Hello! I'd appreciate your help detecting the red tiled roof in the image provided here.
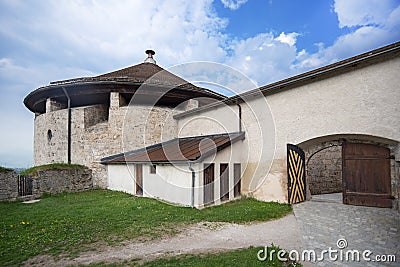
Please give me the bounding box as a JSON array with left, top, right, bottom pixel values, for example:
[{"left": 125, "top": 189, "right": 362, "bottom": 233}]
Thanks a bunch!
[{"left": 101, "top": 132, "right": 245, "bottom": 164}]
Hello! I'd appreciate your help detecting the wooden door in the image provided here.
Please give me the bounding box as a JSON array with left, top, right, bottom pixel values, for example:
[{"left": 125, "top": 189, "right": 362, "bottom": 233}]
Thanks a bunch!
[
  {"left": 220, "top": 164, "right": 229, "bottom": 201},
  {"left": 287, "top": 144, "right": 306, "bottom": 204},
  {"left": 342, "top": 142, "right": 392, "bottom": 208},
  {"left": 233, "top": 163, "right": 241, "bottom": 198},
  {"left": 136, "top": 164, "right": 143, "bottom": 196},
  {"left": 203, "top": 164, "right": 214, "bottom": 205}
]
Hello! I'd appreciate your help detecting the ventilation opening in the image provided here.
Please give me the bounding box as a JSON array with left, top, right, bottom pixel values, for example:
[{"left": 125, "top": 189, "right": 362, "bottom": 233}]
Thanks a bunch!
[{"left": 47, "top": 129, "right": 53, "bottom": 142}]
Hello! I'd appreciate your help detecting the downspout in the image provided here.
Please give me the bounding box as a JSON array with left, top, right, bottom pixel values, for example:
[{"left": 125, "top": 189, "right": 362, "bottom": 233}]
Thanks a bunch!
[
  {"left": 236, "top": 101, "right": 242, "bottom": 132},
  {"left": 62, "top": 87, "right": 71, "bottom": 164},
  {"left": 188, "top": 162, "right": 195, "bottom": 208}
]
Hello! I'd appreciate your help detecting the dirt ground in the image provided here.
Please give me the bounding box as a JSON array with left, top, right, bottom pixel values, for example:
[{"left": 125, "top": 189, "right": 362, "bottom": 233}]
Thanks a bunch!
[{"left": 24, "top": 213, "right": 302, "bottom": 266}]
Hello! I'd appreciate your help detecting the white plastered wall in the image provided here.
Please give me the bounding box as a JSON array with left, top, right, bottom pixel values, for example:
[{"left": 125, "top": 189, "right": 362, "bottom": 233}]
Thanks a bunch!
[
  {"left": 142, "top": 164, "right": 192, "bottom": 206},
  {"left": 177, "top": 104, "right": 240, "bottom": 137},
  {"left": 196, "top": 139, "right": 245, "bottom": 208},
  {"left": 105, "top": 138, "right": 244, "bottom": 208},
  {"left": 141, "top": 138, "right": 244, "bottom": 208},
  {"left": 175, "top": 55, "right": 400, "bottom": 204},
  {"left": 107, "top": 164, "right": 136, "bottom": 195},
  {"left": 249, "top": 56, "right": 400, "bottom": 202}
]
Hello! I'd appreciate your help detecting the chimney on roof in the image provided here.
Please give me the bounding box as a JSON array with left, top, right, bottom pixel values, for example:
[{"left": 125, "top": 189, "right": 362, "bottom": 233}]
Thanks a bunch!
[{"left": 144, "top": 49, "right": 156, "bottom": 64}]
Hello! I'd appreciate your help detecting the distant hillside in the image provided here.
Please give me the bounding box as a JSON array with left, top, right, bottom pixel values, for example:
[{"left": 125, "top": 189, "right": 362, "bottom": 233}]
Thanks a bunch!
[{"left": 13, "top": 168, "right": 27, "bottom": 174}]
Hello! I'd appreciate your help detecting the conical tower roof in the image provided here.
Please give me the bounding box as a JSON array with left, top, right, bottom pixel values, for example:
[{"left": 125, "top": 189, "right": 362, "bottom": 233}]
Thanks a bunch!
[{"left": 24, "top": 51, "right": 225, "bottom": 114}]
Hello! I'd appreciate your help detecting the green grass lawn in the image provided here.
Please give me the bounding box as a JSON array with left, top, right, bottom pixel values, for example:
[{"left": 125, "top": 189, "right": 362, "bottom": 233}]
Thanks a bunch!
[
  {"left": 88, "top": 246, "right": 301, "bottom": 267},
  {"left": 141, "top": 246, "right": 301, "bottom": 267},
  {"left": 0, "top": 190, "right": 292, "bottom": 266}
]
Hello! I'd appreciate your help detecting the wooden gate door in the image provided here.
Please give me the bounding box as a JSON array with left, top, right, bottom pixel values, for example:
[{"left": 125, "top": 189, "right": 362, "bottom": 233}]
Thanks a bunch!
[
  {"left": 18, "top": 175, "right": 33, "bottom": 196},
  {"left": 342, "top": 142, "right": 392, "bottom": 208},
  {"left": 220, "top": 164, "right": 229, "bottom": 201},
  {"left": 287, "top": 144, "right": 306, "bottom": 204},
  {"left": 136, "top": 164, "right": 143, "bottom": 196},
  {"left": 203, "top": 163, "right": 215, "bottom": 205},
  {"left": 233, "top": 163, "right": 241, "bottom": 198}
]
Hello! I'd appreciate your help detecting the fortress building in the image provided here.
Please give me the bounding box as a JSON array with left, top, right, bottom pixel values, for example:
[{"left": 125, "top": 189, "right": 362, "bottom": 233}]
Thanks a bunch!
[
  {"left": 24, "top": 50, "right": 225, "bottom": 187},
  {"left": 25, "top": 44, "right": 400, "bottom": 210}
]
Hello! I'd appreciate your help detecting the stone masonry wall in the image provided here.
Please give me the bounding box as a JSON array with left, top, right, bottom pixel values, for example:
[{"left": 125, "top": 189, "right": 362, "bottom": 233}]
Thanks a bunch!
[
  {"left": 304, "top": 142, "right": 342, "bottom": 195},
  {"left": 0, "top": 170, "right": 18, "bottom": 200},
  {"left": 0, "top": 168, "right": 92, "bottom": 200},
  {"left": 84, "top": 105, "right": 108, "bottom": 128},
  {"left": 34, "top": 108, "right": 69, "bottom": 165},
  {"left": 32, "top": 168, "right": 93, "bottom": 196},
  {"left": 34, "top": 93, "right": 181, "bottom": 188}
]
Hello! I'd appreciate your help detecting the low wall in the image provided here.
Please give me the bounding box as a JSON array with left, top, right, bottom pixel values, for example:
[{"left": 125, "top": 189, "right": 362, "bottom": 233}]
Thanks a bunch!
[
  {"left": 0, "top": 170, "right": 18, "bottom": 200},
  {"left": 32, "top": 168, "right": 93, "bottom": 196},
  {"left": 0, "top": 167, "right": 93, "bottom": 201}
]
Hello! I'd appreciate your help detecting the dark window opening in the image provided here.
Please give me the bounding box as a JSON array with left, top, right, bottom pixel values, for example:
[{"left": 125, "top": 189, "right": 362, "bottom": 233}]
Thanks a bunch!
[
  {"left": 203, "top": 163, "right": 215, "bottom": 205},
  {"left": 150, "top": 164, "right": 156, "bottom": 174},
  {"left": 220, "top": 163, "right": 229, "bottom": 201},
  {"left": 47, "top": 129, "right": 53, "bottom": 142},
  {"left": 234, "top": 163, "right": 241, "bottom": 198},
  {"left": 136, "top": 164, "right": 143, "bottom": 196}
]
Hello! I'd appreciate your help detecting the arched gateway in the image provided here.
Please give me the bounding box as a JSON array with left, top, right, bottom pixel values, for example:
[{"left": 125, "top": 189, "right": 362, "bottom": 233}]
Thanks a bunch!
[{"left": 296, "top": 135, "right": 396, "bottom": 208}]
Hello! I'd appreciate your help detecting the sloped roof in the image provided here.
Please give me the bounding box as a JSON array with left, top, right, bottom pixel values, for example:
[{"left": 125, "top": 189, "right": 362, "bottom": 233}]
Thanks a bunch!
[
  {"left": 24, "top": 62, "right": 226, "bottom": 114},
  {"left": 50, "top": 63, "right": 194, "bottom": 88},
  {"left": 101, "top": 132, "right": 245, "bottom": 164}
]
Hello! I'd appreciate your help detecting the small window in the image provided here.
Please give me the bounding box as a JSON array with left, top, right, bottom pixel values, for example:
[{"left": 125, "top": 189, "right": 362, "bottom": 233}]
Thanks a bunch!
[
  {"left": 47, "top": 129, "right": 53, "bottom": 142},
  {"left": 150, "top": 164, "right": 156, "bottom": 174}
]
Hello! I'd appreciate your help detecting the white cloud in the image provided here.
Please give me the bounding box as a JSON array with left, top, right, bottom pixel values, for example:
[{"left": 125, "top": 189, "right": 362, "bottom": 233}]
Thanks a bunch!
[
  {"left": 220, "top": 0, "right": 248, "bottom": 10},
  {"left": 295, "top": 0, "right": 400, "bottom": 69},
  {"left": 334, "top": 0, "right": 396, "bottom": 28},
  {"left": 227, "top": 33, "right": 298, "bottom": 85},
  {"left": 0, "top": 0, "right": 228, "bottom": 74},
  {"left": 275, "top": 32, "right": 300, "bottom": 46}
]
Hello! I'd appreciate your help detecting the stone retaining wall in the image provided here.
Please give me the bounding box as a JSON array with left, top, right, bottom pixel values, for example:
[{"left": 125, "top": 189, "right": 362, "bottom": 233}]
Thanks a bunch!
[
  {"left": 0, "top": 170, "right": 18, "bottom": 200},
  {"left": 0, "top": 167, "right": 93, "bottom": 201},
  {"left": 32, "top": 168, "right": 93, "bottom": 196}
]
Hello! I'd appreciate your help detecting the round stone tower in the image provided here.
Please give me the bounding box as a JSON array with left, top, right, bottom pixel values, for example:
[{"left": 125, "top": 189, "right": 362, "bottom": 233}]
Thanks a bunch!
[{"left": 24, "top": 51, "right": 225, "bottom": 187}]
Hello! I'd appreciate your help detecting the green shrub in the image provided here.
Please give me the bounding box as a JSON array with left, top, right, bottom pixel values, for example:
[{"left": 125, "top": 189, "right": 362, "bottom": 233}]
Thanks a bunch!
[
  {"left": 20, "top": 163, "right": 85, "bottom": 176},
  {"left": 0, "top": 166, "right": 13, "bottom": 173}
]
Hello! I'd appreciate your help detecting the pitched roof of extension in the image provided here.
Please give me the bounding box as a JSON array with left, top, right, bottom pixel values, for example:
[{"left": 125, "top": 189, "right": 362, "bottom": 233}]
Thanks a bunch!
[{"left": 101, "top": 132, "right": 245, "bottom": 164}]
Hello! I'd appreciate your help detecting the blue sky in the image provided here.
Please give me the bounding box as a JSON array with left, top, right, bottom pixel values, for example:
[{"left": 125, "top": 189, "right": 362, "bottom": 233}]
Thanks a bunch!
[{"left": 0, "top": 0, "right": 399, "bottom": 168}]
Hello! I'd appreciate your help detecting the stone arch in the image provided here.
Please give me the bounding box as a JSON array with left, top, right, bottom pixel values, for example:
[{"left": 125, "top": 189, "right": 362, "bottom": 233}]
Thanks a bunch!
[{"left": 297, "top": 134, "right": 399, "bottom": 207}]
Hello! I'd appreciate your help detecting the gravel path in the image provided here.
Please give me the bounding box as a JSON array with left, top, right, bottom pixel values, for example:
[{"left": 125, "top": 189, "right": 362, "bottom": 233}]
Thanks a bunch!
[{"left": 24, "top": 213, "right": 302, "bottom": 266}]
